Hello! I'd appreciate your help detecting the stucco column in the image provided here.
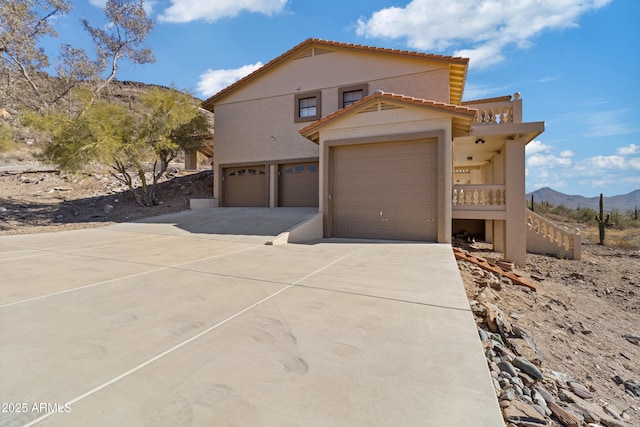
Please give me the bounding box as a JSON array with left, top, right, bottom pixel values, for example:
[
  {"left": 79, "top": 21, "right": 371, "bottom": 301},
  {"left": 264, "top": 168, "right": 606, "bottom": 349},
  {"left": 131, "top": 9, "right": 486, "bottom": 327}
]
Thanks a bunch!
[
  {"left": 269, "top": 164, "right": 276, "bottom": 208},
  {"left": 504, "top": 139, "right": 526, "bottom": 266},
  {"left": 184, "top": 148, "right": 198, "bottom": 170},
  {"left": 439, "top": 129, "right": 452, "bottom": 243}
]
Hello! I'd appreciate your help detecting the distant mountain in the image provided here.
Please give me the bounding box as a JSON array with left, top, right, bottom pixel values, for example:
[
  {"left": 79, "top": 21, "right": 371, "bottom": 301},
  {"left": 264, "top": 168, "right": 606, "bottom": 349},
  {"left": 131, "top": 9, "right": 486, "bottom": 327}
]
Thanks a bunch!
[{"left": 527, "top": 187, "right": 640, "bottom": 211}]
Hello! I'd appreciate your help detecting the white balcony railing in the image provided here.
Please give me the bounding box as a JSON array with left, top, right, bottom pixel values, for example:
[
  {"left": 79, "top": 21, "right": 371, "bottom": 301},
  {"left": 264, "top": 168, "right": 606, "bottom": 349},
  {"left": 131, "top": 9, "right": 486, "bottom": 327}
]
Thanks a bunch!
[
  {"left": 452, "top": 185, "right": 506, "bottom": 210},
  {"left": 526, "top": 210, "right": 582, "bottom": 259},
  {"left": 467, "top": 93, "right": 523, "bottom": 126}
]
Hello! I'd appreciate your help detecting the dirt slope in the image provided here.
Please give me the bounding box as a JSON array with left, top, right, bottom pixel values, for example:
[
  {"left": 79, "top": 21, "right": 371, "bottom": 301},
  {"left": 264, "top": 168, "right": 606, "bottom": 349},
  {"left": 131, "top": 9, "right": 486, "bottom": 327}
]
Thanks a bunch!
[{"left": 459, "top": 240, "right": 640, "bottom": 426}]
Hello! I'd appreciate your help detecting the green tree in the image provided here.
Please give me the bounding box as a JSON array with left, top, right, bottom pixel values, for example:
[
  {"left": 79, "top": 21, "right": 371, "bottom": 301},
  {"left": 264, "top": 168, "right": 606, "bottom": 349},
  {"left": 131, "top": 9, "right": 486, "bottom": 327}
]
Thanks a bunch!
[
  {"left": 0, "top": 124, "right": 16, "bottom": 152},
  {"left": 38, "top": 88, "right": 209, "bottom": 206}
]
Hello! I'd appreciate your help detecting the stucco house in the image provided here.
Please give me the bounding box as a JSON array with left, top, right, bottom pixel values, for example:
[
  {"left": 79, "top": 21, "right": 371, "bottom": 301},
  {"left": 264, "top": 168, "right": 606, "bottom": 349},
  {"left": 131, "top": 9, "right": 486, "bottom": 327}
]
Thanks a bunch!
[{"left": 201, "top": 38, "right": 576, "bottom": 266}]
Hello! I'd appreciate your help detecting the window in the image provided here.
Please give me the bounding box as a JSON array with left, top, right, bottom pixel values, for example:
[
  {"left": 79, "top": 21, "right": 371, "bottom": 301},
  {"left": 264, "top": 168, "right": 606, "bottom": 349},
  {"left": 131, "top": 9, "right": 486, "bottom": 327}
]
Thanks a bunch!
[
  {"left": 294, "top": 91, "right": 321, "bottom": 122},
  {"left": 299, "top": 97, "right": 316, "bottom": 118},
  {"left": 339, "top": 83, "right": 368, "bottom": 109},
  {"left": 342, "top": 90, "right": 363, "bottom": 107}
]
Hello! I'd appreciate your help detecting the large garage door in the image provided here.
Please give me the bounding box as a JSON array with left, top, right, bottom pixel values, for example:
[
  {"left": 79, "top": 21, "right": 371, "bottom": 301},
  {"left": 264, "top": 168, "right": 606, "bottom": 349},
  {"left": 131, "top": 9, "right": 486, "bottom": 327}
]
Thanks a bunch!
[
  {"left": 331, "top": 140, "right": 437, "bottom": 241},
  {"left": 223, "top": 166, "right": 267, "bottom": 207},
  {"left": 278, "top": 162, "right": 319, "bottom": 207}
]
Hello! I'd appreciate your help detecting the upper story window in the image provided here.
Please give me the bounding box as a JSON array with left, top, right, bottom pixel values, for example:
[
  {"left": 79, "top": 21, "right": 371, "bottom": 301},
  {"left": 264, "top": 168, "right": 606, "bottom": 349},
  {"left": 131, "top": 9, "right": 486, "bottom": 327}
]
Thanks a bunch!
[
  {"left": 294, "top": 91, "right": 321, "bottom": 122},
  {"left": 299, "top": 97, "right": 317, "bottom": 117},
  {"left": 339, "top": 83, "right": 368, "bottom": 109},
  {"left": 342, "top": 90, "right": 363, "bottom": 107}
]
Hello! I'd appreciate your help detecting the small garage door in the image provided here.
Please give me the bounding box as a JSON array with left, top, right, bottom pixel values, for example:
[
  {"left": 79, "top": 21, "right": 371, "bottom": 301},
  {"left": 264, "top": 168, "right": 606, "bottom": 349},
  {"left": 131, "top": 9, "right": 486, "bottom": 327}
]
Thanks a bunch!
[
  {"left": 223, "top": 166, "right": 267, "bottom": 207},
  {"left": 278, "top": 162, "right": 319, "bottom": 207},
  {"left": 331, "top": 140, "right": 437, "bottom": 241}
]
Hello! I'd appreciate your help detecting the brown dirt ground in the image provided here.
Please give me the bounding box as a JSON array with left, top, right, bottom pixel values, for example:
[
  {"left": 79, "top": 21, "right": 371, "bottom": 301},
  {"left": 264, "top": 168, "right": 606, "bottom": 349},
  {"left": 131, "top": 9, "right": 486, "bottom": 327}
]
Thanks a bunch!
[
  {"left": 457, "top": 237, "right": 640, "bottom": 425},
  {"left": 1, "top": 160, "right": 638, "bottom": 425},
  {"left": 0, "top": 167, "right": 213, "bottom": 235}
]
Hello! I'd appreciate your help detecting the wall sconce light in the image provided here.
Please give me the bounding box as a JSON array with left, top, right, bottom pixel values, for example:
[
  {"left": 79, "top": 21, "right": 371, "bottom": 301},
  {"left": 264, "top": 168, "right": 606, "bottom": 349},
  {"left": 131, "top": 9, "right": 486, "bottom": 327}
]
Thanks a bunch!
[
  {"left": 475, "top": 138, "right": 485, "bottom": 144},
  {"left": 270, "top": 136, "right": 276, "bottom": 141}
]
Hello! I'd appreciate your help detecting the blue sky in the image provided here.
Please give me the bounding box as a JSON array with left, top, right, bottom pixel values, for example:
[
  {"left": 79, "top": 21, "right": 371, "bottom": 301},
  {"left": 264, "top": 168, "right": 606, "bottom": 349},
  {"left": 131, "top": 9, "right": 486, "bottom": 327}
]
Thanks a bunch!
[{"left": 49, "top": 0, "right": 639, "bottom": 197}]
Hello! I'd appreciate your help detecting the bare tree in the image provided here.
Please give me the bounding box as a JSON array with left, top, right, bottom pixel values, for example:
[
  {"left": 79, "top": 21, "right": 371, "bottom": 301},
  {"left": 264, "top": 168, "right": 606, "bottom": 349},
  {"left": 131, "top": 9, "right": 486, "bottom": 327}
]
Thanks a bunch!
[
  {"left": 0, "top": 0, "right": 154, "bottom": 113},
  {"left": 82, "top": 0, "right": 154, "bottom": 101},
  {"left": 0, "top": 0, "right": 73, "bottom": 112}
]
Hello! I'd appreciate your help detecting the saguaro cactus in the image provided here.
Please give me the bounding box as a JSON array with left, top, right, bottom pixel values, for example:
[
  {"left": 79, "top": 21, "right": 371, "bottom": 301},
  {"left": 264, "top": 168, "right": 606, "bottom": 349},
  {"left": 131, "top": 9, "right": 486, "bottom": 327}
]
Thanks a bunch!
[
  {"left": 530, "top": 194, "right": 534, "bottom": 212},
  {"left": 594, "top": 193, "right": 612, "bottom": 245}
]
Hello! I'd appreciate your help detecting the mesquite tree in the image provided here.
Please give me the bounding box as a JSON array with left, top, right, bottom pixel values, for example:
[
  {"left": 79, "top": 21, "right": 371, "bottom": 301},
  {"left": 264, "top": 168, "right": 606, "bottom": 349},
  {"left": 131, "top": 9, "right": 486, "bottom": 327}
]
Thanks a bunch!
[{"left": 36, "top": 88, "right": 209, "bottom": 206}]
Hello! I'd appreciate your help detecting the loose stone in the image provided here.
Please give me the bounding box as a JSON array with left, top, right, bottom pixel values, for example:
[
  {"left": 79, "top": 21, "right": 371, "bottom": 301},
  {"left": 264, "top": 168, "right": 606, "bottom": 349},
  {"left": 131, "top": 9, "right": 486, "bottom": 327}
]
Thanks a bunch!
[
  {"left": 568, "top": 381, "right": 592, "bottom": 399},
  {"left": 532, "top": 390, "right": 547, "bottom": 409},
  {"left": 513, "top": 357, "right": 544, "bottom": 380},
  {"left": 624, "top": 378, "right": 640, "bottom": 397},
  {"left": 498, "top": 360, "right": 518, "bottom": 377},
  {"left": 500, "top": 388, "right": 516, "bottom": 401},
  {"left": 534, "top": 386, "right": 556, "bottom": 404}
]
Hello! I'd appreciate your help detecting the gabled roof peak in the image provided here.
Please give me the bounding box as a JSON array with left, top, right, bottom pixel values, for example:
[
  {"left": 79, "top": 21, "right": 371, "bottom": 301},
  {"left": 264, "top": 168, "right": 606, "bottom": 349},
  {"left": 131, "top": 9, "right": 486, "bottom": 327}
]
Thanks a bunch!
[
  {"left": 299, "top": 91, "right": 477, "bottom": 142},
  {"left": 201, "top": 38, "right": 469, "bottom": 110}
]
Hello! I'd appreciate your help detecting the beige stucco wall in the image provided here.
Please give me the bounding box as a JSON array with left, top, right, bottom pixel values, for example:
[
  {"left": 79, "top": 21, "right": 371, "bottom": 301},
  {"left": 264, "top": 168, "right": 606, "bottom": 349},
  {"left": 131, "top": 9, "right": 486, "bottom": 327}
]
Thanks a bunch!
[
  {"left": 220, "top": 50, "right": 451, "bottom": 105},
  {"left": 212, "top": 98, "right": 320, "bottom": 201},
  {"left": 212, "top": 49, "right": 454, "bottom": 202},
  {"left": 213, "top": 99, "right": 319, "bottom": 164}
]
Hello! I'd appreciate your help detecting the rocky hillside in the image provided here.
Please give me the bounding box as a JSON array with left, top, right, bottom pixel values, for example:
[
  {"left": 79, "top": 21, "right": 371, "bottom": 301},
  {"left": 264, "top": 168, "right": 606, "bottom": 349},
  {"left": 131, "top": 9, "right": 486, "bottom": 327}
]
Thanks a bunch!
[{"left": 0, "top": 77, "right": 208, "bottom": 148}]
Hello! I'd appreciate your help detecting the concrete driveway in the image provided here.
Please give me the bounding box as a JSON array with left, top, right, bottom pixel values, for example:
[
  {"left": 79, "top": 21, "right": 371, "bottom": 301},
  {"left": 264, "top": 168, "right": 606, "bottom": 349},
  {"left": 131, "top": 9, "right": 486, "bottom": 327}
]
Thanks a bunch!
[{"left": 0, "top": 208, "right": 503, "bottom": 426}]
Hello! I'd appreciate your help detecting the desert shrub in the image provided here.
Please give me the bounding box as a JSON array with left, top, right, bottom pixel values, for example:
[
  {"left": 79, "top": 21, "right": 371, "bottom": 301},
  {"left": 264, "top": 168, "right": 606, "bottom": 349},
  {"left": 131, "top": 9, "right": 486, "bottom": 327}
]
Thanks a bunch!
[
  {"left": 0, "top": 124, "right": 16, "bottom": 152},
  {"left": 550, "top": 204, "right": 573, "bottom": 217},
  {"left": 574, "top": 207, "right": 597, "bottom": 223},
  {"left": 608, "top": 209, "right": 634, "bottom": 229}
]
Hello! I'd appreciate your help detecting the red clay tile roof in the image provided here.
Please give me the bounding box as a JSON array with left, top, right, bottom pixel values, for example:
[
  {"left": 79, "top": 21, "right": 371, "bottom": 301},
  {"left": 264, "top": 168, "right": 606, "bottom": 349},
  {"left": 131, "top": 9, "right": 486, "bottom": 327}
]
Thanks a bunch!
[
  {"left": 299, "top": 91, "right": 477, "bottom": 139},
  {"left": 461, "top": 95, "right": 512, "bottom": 105},
  {"left": 201, "top": 38, "right": 469, "bottom": 111}
]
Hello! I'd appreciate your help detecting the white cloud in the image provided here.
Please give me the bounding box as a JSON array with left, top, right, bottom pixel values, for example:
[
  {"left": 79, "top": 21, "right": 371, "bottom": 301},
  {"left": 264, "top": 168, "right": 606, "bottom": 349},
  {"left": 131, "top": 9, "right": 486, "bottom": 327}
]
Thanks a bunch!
[
  {"left": 581, "top": 155, "right": 640, "bottom": 170},
  {"left": 356, "top": 0, "right": 612, "bottom": 68},
  {"left": 159, "top": 0, "right": 288, "bottom": 23},
  {"left": 589, "top": 155, "right": 627, "bottom": 169},
  {"left": 197, "top": 62, "right": 264, "bottom": 98},
  {"left": 617, "top": 144, "right": 640, "bottom": 155},
  {"left": 526, "top": 139, "right": 573, "bottom": 176},
  {"left": 527, "top": 153, "right": 572, "bottom": 168},
  {"left": 526, "top": 140, "right": 552, "bottom": 155}
]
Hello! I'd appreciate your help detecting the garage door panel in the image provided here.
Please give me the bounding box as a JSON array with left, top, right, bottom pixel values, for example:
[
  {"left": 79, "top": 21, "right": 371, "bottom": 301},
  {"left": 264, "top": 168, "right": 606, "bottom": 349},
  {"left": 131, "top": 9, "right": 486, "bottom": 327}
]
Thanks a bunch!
[
  {"left": 278, "top": 162, "right": 319, "bottom": 207},
  {"left": 331, "top": 140, "right": 437, "bottom": 241},
  {"left": 223, "top": 166, "right": 267, "bottom": 207}
]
